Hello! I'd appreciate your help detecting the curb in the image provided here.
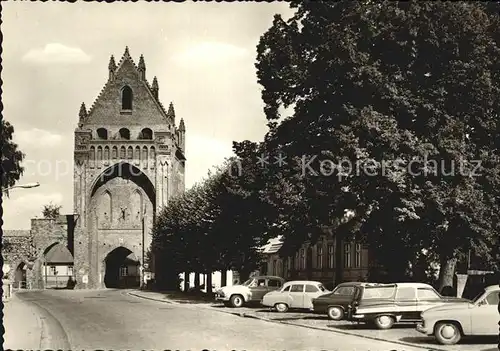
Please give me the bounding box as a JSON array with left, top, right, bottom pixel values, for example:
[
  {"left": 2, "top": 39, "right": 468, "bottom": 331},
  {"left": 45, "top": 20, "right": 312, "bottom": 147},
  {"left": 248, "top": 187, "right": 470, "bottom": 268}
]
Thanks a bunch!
[
  {"left": 128, "top": 291, "right": 446, "bottom": 351},
  {"left": 127, "top": 291, "right": 180, "bottom": 305}
]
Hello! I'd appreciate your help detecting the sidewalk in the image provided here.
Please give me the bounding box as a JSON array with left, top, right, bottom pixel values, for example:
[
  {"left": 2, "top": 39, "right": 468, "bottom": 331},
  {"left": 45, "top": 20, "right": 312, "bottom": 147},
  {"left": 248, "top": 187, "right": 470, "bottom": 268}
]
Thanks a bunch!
[{"left": 3, "top": 293, "right": 43, "bottom": 350}]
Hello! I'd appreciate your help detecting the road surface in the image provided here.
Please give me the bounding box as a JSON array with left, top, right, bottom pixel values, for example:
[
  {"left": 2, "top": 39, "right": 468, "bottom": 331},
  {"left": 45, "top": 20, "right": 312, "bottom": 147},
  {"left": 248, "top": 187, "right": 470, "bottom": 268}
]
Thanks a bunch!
[{"left": 7, "top": 289, "right": 435, "bottom": 350}]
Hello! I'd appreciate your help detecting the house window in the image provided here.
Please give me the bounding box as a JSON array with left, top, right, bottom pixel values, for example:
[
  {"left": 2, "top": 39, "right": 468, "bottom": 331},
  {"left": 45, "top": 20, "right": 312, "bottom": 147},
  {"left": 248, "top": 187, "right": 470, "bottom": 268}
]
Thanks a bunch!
[
  {"left": 68, "top": 266, "right": 73, "bottom": 276},
  {"left": 355, "top": 243, "right": 362, "bottom": 268},
  {"left": 300, "top": 248, "right": 305, "bottom": 270},
  {"left": 316, "top": 245, "right": 323, "bottom": 269},
  {"left": 343, "top": 243, "right": 351, "bottom": 268},
  {"left": 327, "top": 244, "right": 334, "bottom": 269},
  {"left": 122, "top": 86, "right": 133, "bottom": 110},
  {"left": 50, "top": 266, "right": 57, "bottom": 275},
  {"left": 120, "top": 266, "right": 128, "bottom": 277}
]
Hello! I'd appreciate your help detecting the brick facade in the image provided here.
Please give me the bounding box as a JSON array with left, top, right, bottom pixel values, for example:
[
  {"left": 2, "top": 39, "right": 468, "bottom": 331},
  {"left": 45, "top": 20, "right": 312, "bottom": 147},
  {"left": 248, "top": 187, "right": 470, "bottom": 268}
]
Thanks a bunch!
[{"left": 72, "top": 47, "right": 186, "bottom": 289}]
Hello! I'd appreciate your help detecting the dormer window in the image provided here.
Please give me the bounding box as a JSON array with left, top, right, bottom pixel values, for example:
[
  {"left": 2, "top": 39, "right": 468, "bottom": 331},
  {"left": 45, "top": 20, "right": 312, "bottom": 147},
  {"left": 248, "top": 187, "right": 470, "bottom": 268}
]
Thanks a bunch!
[{"left": 121, "top": 86, "right": 133, "bottom": 110}]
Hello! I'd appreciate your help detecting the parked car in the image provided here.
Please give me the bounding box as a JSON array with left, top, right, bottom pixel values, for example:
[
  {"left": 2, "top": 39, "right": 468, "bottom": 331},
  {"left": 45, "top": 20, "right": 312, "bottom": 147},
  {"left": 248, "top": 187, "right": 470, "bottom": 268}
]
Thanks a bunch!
[
  {"left": 215, "top": 275, "right": 285, "bottom": 308},
  {"left": 416, "top": 284, "right": 499, "bottom": 345},
  {"left": 261, "top": 280, "right": 330, "bottom": 312},
  {"left": 312, "top": 282, "right": 382, "bottom": 321},
  {"left": 350, "top": 282, "right": 470, "bottom": 329}
]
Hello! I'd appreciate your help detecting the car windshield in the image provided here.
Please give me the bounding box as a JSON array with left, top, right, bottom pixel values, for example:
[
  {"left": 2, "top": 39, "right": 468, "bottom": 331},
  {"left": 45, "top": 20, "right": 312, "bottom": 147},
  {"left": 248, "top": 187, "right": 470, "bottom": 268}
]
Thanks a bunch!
[
  {"left": 318, "top": 284, "right": 327, "bottom": 292},
  {"left": 472, "top": 291, "right": 485, "bottom": 303},
  {"left": 242, "top": 279, "right": 254, "bottom": 286}
]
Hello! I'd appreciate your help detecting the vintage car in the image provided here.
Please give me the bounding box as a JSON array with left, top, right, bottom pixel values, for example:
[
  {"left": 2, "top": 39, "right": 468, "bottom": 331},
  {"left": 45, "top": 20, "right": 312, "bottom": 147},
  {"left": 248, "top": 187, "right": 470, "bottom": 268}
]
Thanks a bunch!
[
  {"left": 350, "top": 282, "right": 470, "bottom": 329},
  {"left": 416, "top": 285, "right": 499, "bottom": 345},
  {"left": 215, "top": 275, "right": 285, "bottom": 308},
  {"left": 261, "top": 280, "right": 329, "bottom": 312},
  {"left": 312, "top": 282, "right": 383, "bottom": 321}
]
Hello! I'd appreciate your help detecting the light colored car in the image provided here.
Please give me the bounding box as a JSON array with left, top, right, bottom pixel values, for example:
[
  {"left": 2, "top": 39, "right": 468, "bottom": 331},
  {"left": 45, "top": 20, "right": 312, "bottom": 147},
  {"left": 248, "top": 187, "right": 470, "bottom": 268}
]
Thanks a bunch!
[
  {"left": 261, "top": 280, "right": 330, "bottom": 312},
  {"left": 350, "top": 282, "right": 469, "bottom": 329},
  {"left": 215, "top": 276, "right": 285, "bottom": 308},
  {"left": 416, "top": 284, "right": 500, "bottom": 345}
]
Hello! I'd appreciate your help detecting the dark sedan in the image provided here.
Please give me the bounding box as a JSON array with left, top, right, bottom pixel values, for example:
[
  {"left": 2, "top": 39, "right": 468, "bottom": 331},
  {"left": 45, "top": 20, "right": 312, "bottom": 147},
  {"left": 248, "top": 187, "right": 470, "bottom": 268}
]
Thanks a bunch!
[{"left": 312, "top": 282, "right": 372, "bottom": 320}]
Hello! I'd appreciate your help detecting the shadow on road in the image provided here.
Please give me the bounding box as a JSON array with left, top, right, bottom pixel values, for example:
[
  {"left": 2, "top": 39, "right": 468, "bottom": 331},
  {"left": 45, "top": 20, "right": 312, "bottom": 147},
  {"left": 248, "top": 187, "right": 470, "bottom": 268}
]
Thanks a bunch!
[
  {"left": 400, "top": 335, "right": 497, "bottom": 347},
  {"left": 330, "top": 323, "right": 413, "bottom": 330}
]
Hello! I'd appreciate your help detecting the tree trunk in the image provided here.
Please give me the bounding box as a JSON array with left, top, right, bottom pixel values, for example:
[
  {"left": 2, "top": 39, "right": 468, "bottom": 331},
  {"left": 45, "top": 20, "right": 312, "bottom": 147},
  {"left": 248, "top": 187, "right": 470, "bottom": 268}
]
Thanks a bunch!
[
  {"left": 183, "top": 272, "right": 190, "bottom": 292},
  {"left": 438, "top": 257, "right": 457, "bottom": 295},
  {"left": 221, "top": 270, "right": 227, "bottom": 287},
  {"left": 194, "top": 272, "right": 200, "bottom": 290},
  {"left": 206, "top": 272, "right": 213, "bottom": 294}
]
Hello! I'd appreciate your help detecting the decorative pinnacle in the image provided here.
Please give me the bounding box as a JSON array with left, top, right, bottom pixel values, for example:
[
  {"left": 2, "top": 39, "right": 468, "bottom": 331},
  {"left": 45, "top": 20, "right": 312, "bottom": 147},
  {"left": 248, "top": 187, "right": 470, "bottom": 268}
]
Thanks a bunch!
[
  {"left": 108, "top": 55, "right": 116, "bottom": 70},
  {"left": 124, "top": 46, "right": 130, "bottom": 57},
  {"left": 152, "top": 76, "right": 159, "bottom": 90},
  {"left": 167, "top": 102, "right": 175, "bottom": 117},
  {"left": 179, "top": 118, "right": 185, "bottom": 131},
  {"left": 138, "top": 54, "right": 145, "bottom": 70},
  {"left": 79, "top": 102, "right": 87, "bottom": 119}
]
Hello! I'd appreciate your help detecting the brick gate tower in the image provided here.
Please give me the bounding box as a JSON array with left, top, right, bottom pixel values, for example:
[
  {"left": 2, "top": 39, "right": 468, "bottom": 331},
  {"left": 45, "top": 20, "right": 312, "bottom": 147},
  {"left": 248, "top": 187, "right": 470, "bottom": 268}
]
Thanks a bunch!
[{"left": 73, "top": 47, "right": 186, "bottom": 289}]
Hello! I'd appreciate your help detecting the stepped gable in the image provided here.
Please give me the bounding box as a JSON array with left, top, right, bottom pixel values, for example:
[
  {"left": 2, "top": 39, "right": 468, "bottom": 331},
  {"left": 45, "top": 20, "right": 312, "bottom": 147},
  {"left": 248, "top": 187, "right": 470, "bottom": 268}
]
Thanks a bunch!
[{"left": 84, "top": 47, "right": 174, "bottom": 126}]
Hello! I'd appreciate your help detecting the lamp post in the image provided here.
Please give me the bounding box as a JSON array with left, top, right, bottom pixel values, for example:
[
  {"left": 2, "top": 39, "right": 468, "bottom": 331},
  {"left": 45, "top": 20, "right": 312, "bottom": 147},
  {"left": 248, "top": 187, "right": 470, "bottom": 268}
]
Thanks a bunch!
[
  {"left": 2, "top": 182, "right": 40, "bottom": 192},
  {"left": 141, "top": 205, "right": 146, "bottom": 289}
]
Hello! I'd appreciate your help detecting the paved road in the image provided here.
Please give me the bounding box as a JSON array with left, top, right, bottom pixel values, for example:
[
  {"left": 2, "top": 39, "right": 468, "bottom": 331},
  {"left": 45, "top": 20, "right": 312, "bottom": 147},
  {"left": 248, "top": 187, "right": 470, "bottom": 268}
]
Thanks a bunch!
[{"left": 10, "top": 289, "right": 442, "bottom": 351}]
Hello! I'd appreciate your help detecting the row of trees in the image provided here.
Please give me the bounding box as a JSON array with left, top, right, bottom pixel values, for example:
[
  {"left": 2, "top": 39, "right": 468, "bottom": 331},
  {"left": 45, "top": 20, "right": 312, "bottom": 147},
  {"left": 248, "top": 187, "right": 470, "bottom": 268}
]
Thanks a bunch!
[{"left": 151, "top": 1, "right": 500, "bottom": 292}]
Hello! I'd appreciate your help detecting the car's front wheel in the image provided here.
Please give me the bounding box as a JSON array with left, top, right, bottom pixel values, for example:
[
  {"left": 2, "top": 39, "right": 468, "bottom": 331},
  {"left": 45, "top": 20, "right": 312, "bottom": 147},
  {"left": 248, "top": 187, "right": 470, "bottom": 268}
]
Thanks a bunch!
[
  {"left": 434, "top": 322, "right": 462, "bottom": 345},
  {"left": 229, "top": 294, "right": 244, "bottom": 308},
  {"left": 327, "top": 306, "right": 344, "bottom": 320},
  {"left": 274, "top": 303, "right": 289, "bottom": 313},
  {"left": 373, "top": 315, "right": 395, "bottom": 329}
]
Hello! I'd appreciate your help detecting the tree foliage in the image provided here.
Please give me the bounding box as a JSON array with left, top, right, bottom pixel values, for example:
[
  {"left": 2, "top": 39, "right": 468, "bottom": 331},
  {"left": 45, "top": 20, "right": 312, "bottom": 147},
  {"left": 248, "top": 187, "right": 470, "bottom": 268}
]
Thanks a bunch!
[
  {"left": 253, "top": 1, "right": 500, "bottom": 285},
  {"left": 1, "top": 120, "right": 25, "bottom": 196}
]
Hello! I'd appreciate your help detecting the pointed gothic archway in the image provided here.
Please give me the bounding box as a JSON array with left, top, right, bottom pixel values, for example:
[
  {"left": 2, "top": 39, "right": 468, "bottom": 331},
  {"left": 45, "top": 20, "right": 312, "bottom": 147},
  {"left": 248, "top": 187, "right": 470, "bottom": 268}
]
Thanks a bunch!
[
  {"left": 90, "top": 161, "right": 156, "bottom": 207},
  {"left": 14, "top": 262, "right": 27, "bottom": 289},
  {"left": 104, "top": 246, "right": 140, "bottom": 288}
]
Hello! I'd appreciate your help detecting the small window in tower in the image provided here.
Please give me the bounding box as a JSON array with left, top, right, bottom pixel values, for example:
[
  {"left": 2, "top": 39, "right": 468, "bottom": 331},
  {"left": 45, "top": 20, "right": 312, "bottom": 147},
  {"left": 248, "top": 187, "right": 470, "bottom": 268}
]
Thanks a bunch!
[
  {"left": 119, "top": 128, "right": 130, "bottom": 140},
  {"left": 96, "top": 128, "right": 108, "bottom": 140},
  {"left": 139, "top": 128, "right": 153, "bottom": 140},
  {"left": 121, "top": 86, "right": 133, "bottom": 110}
]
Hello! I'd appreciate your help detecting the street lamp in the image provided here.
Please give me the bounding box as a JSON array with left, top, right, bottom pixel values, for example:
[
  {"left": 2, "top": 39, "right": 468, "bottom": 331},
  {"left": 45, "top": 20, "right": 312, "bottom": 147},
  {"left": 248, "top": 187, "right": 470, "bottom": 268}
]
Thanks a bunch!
[{"left": 3, "top": 182, "right": 40, "bottom": 192}]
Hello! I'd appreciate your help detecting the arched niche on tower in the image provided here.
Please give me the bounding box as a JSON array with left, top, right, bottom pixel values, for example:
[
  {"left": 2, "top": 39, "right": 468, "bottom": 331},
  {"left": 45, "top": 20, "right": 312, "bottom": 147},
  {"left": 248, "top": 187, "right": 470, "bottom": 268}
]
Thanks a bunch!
[
  {"left": 119, "top": 128, "right": 130, "bottom": 140},
  {"left": 138, "top": 128, "right": 153, "bottom": 140},
  {"left": 130, "top": 190, "right": 143, "bottom": 228},
  {"left": 97, "top": 146, "right": 103, "bottom": 167},
  {"left": 142, "top": 146, "right": 148, "bottom": 169},
  {"left": 97, "top": 128, "right": 108, "bottom": 140},
  {"left": 89, "top": 146, "right": 96, "bottom": 168},
  {"left": 121, "top": 86, "right": 133, "bottom": 110},
  {"left": 134, "top": 146, "right": 141, "bottom": 165},
  {"left": 97, "top": 190, "right": 112, "bottom": 229},
  {"left": 104, "top": 146, "right": 110, "bottom": 165},
  {"left": 150, "top": 146, "right": 156, "bottom": 169}
]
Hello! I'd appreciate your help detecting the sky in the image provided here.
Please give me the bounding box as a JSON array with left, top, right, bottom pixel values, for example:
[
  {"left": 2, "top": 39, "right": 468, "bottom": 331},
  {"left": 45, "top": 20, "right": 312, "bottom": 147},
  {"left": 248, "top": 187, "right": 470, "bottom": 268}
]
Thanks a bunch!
[{"left": 2, "top": 2, "right": 295, "bottom": 230}]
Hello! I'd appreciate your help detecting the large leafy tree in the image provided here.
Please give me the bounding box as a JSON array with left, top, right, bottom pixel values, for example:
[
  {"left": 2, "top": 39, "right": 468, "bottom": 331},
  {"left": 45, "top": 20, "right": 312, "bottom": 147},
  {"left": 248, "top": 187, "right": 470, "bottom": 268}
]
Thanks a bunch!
[
  {"left": 254, "top": 1, "right": 500, "bottom": 288},
  {"left": 1, "top": 120, "right": 25, "bottom": 196}
]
